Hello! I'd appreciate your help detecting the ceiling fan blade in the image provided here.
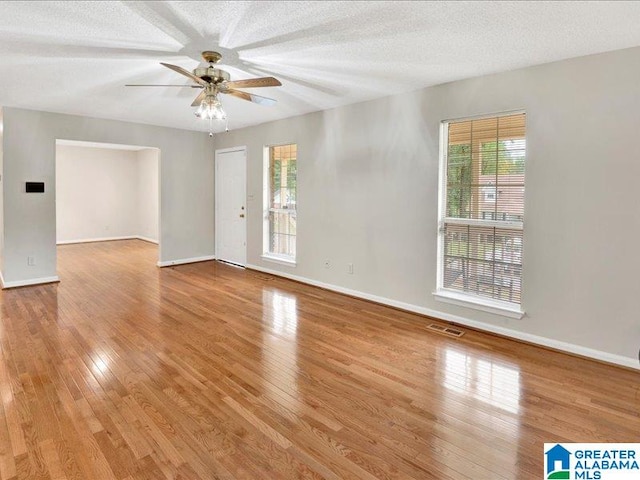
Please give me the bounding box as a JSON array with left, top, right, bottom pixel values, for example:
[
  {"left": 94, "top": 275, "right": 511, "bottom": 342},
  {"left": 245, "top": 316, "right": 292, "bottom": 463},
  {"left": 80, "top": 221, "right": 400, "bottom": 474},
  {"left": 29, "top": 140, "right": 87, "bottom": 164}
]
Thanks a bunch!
[
  {"left": 224, "top": 77, "right": 282, "bottom": 89},
  {"left": 224, "top": 89, "right": 277, "bottom": 106},
  {"left": 125, "top": 84, "right": 203, "bottom": 88},
  {"left": 160, "top": 62, "right": 208, "bottom": 87},
  {"left": 191, "top": 90, "right": 207, "bottom": 107}
]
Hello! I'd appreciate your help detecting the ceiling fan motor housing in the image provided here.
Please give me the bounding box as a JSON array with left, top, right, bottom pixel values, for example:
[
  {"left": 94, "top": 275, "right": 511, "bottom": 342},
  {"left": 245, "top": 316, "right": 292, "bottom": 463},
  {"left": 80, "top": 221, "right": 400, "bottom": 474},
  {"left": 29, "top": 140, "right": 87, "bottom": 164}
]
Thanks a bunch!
[
  {"left": 201, "top": 51, "right": 222, "bottom": 63},
  {"left": 193, "top": 66, "right": 230, "bottom": 84}
]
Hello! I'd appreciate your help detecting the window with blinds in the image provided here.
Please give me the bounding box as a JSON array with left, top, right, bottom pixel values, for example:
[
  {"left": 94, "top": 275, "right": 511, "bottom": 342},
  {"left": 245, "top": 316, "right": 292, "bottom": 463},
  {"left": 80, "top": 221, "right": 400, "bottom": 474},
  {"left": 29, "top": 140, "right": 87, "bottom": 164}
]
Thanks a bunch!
[
  {"left": 264, "top": 144, "right": 297, "bottom": 260},
  {"left": 438, "top": 113, "right": 525, "bottom": 308}
]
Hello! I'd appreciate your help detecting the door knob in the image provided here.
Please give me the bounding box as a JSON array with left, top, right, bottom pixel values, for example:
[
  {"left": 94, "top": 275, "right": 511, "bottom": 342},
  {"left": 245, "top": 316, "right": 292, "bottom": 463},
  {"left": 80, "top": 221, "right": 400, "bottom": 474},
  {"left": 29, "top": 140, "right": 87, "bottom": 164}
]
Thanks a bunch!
[{"left": 239, "top": 214, "right": 245, "bottom": 218}]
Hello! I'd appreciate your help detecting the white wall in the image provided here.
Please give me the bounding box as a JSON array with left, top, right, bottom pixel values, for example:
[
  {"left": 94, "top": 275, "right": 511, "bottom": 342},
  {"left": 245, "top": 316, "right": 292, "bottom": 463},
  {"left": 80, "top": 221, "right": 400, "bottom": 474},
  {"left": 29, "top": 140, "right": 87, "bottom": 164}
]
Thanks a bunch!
[
  {"left": 55, "top": 145, "right": 159, "bottom": 244},
  {"left": 1, "top": 110, "right": 213, "bottom": 285},
  {"left": 56, "top": 145, "right": 140, "bottom": 243},
  {"left": 137, "top": 148, "right": 159, "bottom": 243},
  {"left": 0, "top": 108, "right": 4, "bottom": 272},
  {"left": 214, "top": 46, "right": 640, "bottom": 367}
]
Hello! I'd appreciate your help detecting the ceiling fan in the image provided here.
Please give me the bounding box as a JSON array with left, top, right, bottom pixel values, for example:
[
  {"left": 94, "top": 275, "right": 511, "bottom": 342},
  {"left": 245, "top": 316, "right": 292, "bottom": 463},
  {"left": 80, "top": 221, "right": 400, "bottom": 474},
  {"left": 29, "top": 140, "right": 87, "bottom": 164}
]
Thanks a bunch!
[{"left": 126, "top": 51, "right": 281, "bottom": 133}]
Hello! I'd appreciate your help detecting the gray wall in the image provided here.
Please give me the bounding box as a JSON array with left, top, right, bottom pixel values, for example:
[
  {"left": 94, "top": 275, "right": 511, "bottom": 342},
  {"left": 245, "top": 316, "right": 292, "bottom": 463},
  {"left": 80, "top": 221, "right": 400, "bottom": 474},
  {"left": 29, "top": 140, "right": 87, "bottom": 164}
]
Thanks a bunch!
[
  {"left": 2, "top": 109, "right": 213, "bottom": 283},
  {"left": 215, "top": 46, "right": 640, "bottom": 365}
]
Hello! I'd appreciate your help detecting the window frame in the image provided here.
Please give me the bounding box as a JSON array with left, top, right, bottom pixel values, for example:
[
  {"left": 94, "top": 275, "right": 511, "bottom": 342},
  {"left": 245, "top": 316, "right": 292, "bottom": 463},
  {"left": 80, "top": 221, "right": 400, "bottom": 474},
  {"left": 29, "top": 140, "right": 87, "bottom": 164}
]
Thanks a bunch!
[
  {"left": 262, "top": 143, "right": 298, "bottom": 266},
  {"left": 434, "top": 111, "right": 525, "bottom": 319}
]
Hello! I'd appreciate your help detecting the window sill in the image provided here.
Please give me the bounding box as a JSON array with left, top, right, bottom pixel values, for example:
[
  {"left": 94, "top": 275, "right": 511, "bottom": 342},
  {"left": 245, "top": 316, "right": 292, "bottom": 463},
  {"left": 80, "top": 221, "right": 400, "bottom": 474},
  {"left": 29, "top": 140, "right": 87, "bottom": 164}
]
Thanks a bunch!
[
  {"left": 261, "top": 254, "right": 297, "bottom": 267},
  {"left": 433, "top": 289, "right": 524, "bottom": 319}
]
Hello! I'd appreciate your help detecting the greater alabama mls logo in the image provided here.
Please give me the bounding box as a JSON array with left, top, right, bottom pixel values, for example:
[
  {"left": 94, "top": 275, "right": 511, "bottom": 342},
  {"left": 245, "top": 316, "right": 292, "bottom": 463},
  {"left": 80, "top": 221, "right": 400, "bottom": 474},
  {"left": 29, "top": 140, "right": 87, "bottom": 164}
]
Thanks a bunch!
[
  {"left": 544, "top": 443, "right": 640, "bottom": 479},
  {"left": 545, "top": 444, "right": 572, "bottom": 479}
]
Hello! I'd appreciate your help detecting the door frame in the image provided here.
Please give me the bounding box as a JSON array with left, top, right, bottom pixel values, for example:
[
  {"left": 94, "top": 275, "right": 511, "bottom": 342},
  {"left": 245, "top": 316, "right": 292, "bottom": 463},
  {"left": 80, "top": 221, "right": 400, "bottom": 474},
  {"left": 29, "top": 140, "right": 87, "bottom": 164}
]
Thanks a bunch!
[{"left": 214, "top": 146, "right": 247, "bottom": 266}]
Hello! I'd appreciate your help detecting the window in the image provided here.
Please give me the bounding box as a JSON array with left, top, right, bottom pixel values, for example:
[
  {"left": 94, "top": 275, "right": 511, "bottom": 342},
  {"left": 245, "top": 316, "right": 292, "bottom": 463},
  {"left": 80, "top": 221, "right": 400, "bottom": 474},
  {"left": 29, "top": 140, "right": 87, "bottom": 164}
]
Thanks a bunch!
[
  {"left": 436, "top": 113, "right": 525, "bottom": 316},
  {"left": 264, "top": 143, "right": 297, "bottom": 262}
]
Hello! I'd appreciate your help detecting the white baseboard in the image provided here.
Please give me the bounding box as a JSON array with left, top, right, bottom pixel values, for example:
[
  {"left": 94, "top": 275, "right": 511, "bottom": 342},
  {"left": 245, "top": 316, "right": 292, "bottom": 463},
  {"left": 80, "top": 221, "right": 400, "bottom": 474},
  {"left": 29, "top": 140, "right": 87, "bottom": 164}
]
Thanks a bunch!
[
  {"left": 157, "top": 255, "right": 216, "bottom": 267},
  {"left": 136, "top": 236, "right": 159, "bottom": 245},
  {"left": 1, "top": 275, "right": 60, "bottom": 289},
  {"left": 246, "top": 263, "right": 639, "bottom": 371},
  {"left": 57, "top": 235, "right": 137, "bottom": 245},
  {"left": 57, "top": 236, "right": 159, "bottom": 245}
]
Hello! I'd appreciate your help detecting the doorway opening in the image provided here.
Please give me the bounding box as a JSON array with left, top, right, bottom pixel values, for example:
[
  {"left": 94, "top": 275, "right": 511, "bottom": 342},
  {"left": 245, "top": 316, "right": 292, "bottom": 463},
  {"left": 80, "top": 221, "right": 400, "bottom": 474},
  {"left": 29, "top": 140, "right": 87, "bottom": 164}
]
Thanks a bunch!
[{"left": 55, "top": 139, "right": 161, "bottom": 271}]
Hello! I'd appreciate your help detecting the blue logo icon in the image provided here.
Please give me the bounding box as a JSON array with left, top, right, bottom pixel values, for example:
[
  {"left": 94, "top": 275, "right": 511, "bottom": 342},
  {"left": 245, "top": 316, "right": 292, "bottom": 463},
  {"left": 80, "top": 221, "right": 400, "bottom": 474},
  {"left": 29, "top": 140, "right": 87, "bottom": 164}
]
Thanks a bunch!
[{"left": 545, "top": 444, "right": 571, "bottom": 479}]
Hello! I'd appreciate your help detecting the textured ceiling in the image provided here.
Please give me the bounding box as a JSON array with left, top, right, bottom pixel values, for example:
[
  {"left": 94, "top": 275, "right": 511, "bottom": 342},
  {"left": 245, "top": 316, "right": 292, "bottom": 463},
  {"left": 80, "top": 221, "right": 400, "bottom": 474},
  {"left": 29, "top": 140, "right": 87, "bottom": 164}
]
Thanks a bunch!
[{"left": 1, "top": 1, "right": 640, "bottom": 133}]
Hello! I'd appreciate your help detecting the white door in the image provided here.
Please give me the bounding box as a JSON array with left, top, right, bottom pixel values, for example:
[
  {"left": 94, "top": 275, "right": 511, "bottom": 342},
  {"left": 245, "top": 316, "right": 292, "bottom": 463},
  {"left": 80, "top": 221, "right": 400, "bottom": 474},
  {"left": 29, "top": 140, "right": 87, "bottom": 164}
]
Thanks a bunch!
[{"left": 215, "top": 148, "right": 247, "bottom": 266}]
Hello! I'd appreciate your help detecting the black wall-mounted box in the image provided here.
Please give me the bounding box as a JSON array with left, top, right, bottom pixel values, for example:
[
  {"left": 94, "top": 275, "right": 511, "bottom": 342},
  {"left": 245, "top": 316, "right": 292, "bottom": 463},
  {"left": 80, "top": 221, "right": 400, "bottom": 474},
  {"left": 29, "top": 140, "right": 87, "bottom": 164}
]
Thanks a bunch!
[{"left": 26, "top": 182, "right": 45, "bottom": 193}]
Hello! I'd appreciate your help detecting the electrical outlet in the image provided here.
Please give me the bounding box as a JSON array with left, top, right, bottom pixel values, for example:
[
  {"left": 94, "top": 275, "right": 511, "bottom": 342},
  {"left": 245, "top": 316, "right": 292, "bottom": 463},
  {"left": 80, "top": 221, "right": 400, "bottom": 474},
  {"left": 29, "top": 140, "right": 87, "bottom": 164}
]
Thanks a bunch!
[
  {"left": 347, "top": 263, "right": 354, "bottom": 274},
  {"left": 27, "top": 256, "right": 36, "bottom": 266},
  {"left": 324, "top": 260, "right": 330, "bottom": 269}
]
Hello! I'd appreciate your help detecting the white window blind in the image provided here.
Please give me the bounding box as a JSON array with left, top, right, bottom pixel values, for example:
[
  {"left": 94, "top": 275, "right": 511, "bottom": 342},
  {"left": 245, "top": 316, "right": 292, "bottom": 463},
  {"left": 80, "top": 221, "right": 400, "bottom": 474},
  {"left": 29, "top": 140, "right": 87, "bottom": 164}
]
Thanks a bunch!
[
  {"left": 266, "top": 144, "right": 297, "bottom": 259},
  {"left": 439, "top": 113, "right": 525, "bottom": 306}
]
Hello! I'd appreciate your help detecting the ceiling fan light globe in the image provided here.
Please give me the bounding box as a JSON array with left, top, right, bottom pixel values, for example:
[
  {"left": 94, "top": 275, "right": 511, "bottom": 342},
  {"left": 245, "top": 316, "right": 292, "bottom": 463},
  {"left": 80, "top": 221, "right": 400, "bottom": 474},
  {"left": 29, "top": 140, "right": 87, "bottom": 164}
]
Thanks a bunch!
[
  {"left": 212, "top": 104, "right": 227, "bottom": 120},
  {"left": 196, "top": 96, "right": 226, "bottom": 121}
]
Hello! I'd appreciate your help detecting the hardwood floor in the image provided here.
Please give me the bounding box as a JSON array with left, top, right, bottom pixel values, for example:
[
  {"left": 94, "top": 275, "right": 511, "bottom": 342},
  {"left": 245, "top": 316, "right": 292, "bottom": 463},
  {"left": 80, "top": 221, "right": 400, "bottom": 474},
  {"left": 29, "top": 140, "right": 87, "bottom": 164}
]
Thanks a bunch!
[{"left": 0, "top": 239, "right": 637, "bottom": 479}]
